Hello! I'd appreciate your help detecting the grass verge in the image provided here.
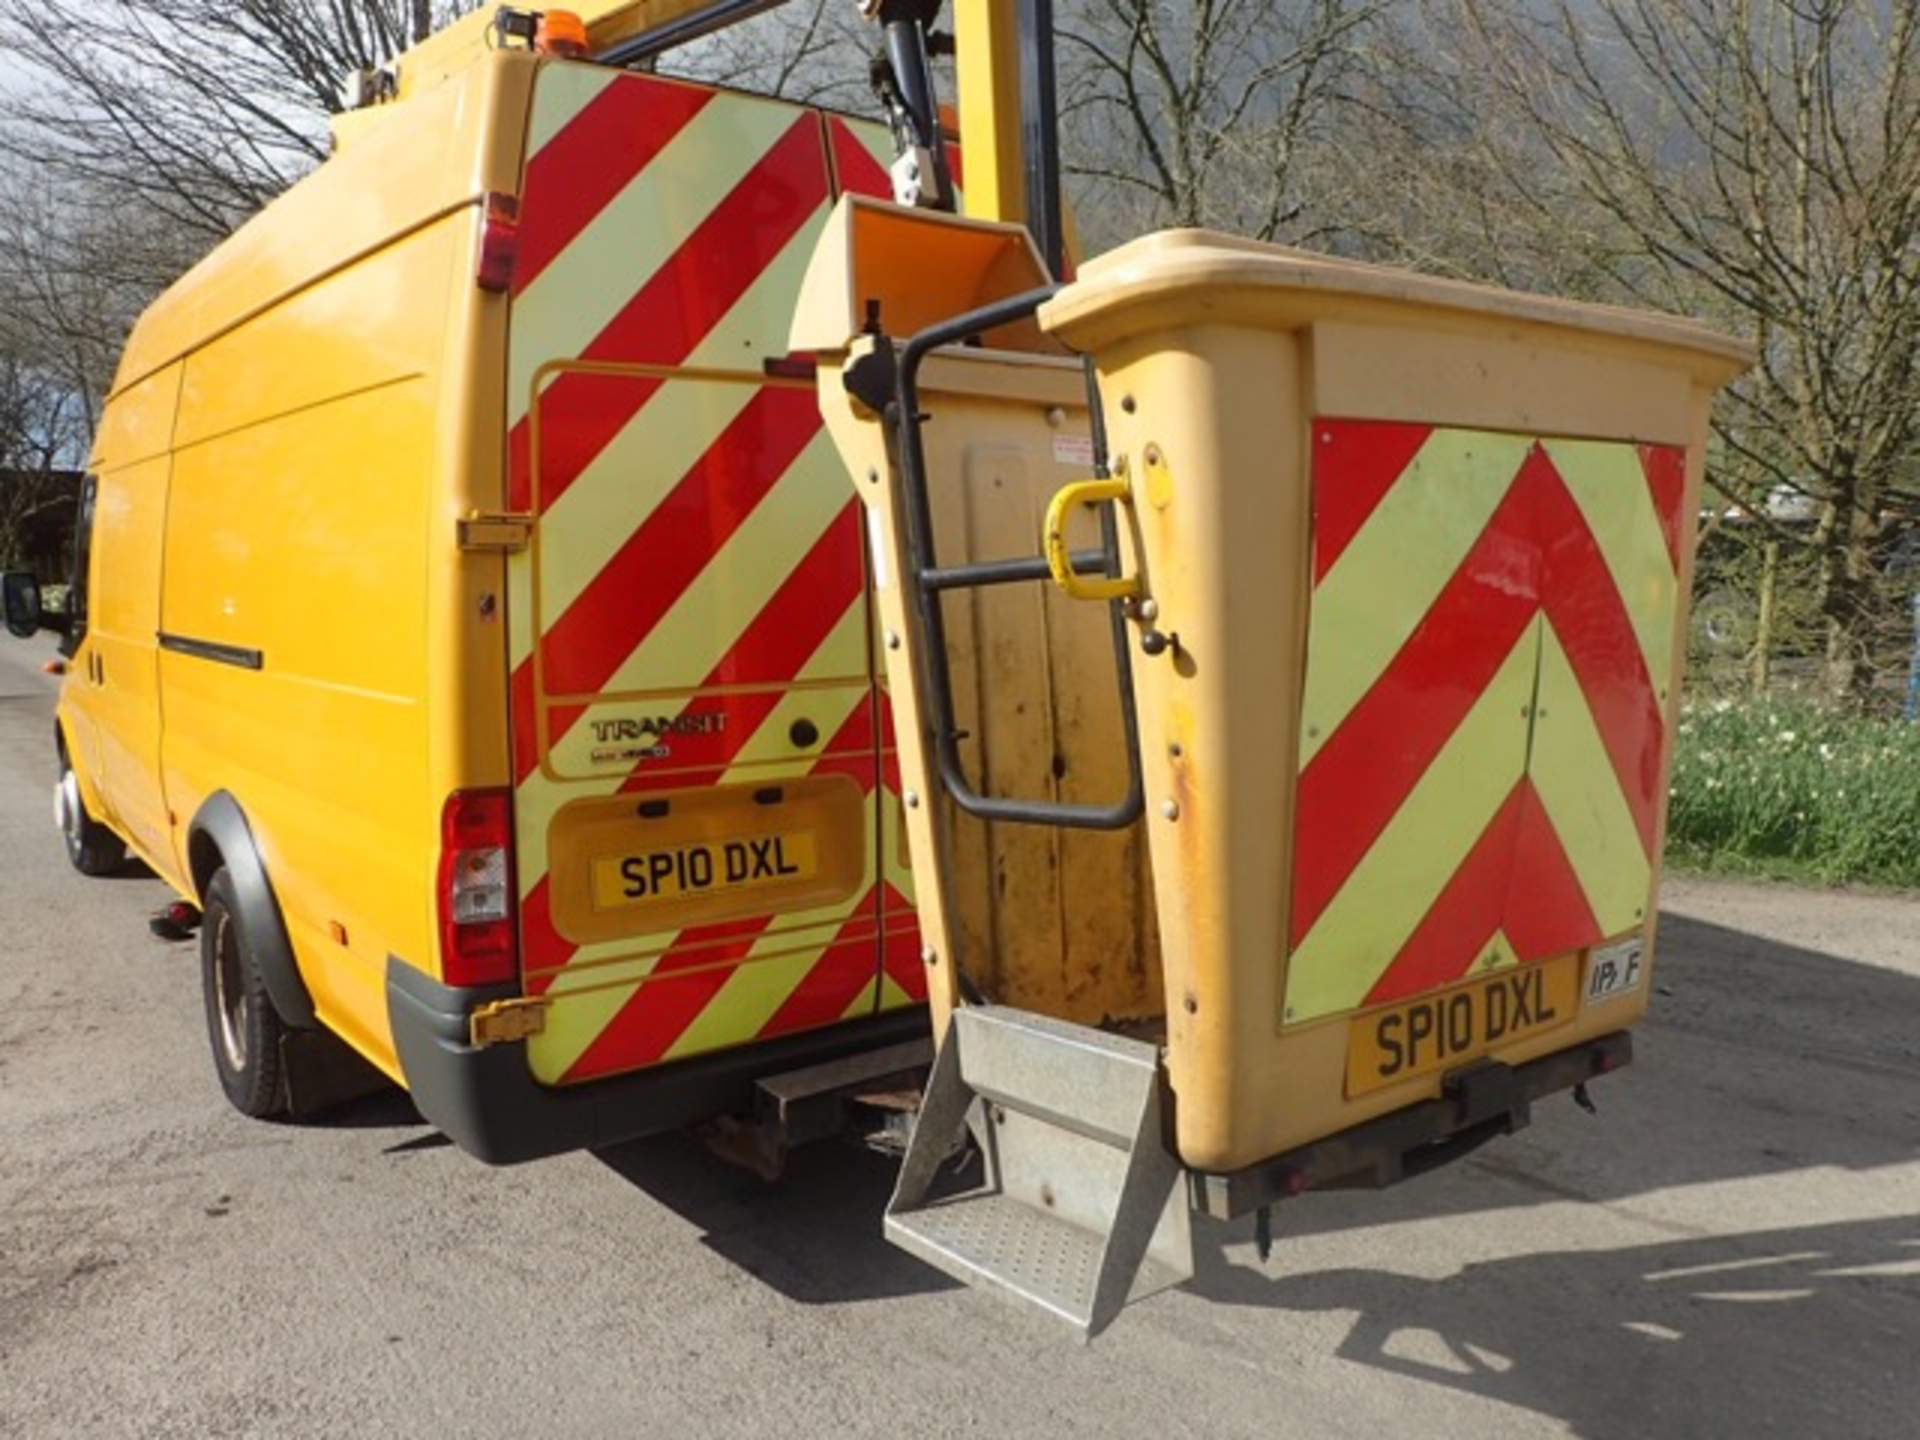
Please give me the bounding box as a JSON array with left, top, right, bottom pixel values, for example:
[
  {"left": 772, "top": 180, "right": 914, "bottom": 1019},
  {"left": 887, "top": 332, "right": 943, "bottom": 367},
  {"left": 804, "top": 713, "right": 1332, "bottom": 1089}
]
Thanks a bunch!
[{"left": 1666, "top": 698, "right": 1920, "bottom": 889}]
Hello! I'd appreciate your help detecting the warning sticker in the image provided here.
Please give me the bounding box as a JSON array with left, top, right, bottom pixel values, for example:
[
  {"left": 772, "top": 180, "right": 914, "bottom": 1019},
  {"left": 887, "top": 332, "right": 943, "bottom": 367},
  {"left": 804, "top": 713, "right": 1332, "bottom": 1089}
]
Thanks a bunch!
[
  {"left": 1053, "top": 434, "right": 1096, "bottom": 468},
  {"left": 1584, "top": 938, "right": 1646, "bottom": 1003}
]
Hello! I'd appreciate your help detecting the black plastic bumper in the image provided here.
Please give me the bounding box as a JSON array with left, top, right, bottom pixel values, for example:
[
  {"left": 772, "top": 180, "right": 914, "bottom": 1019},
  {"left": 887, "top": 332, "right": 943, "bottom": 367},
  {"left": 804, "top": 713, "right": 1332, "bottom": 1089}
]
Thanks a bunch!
[
  {"left": 386, "top": 957, "right": 931, "bottom": 1166},
  {"left": 1188, "top": 1031, "right": 1633, "bottom": 1220}
]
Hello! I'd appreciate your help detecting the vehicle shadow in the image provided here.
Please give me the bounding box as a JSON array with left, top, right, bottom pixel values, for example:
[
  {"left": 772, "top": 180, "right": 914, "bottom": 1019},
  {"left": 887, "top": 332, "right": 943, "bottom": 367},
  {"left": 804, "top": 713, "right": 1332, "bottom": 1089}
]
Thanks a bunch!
[
  {"left": 592, "top": 1130, "right": 959, "bottom": 1305},
  {"left": 413, "top": 905, "right": 1920, "bottom": 1329},
  {"left": 1177, "top": 905, "right": 1919, "bottom": 1433},
  {"left": 1243, "top": 909, "right": 1920, "bottom": 1243},
  {"left": 313, "top": 1087, "right": 434, "bottom": 1138},
  {"left": 1190, "top": 1212, "right": 1918, "bottom": 1440}
]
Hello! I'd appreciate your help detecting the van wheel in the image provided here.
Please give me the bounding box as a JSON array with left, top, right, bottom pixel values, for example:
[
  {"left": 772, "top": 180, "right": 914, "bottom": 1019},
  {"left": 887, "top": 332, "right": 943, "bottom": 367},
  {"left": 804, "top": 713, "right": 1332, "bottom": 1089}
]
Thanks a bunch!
[
  {"left": 201, "top": 868, "right": 287, "bottom": 1118},
  {"left": 57, "top": 760, "right": 126, "bottom": 877}
]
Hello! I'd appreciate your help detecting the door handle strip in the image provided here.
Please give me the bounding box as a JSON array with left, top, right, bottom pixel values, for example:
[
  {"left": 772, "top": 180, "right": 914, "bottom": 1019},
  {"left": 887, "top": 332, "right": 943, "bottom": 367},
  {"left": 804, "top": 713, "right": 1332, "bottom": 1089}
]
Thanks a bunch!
[{"left": 157, "top": 632, "right": 265, "bottom": 671}]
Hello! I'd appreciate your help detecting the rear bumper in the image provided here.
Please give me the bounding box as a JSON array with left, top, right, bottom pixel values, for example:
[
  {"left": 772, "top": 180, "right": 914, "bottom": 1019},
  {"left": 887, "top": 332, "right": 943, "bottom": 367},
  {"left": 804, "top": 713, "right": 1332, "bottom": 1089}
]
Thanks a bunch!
[
  {"left": 386, "top": 958, "right": 930, "bottom": 1165},
  {"left": 1188, "top": 1031, "right": 1632, "bottom": 1219}
]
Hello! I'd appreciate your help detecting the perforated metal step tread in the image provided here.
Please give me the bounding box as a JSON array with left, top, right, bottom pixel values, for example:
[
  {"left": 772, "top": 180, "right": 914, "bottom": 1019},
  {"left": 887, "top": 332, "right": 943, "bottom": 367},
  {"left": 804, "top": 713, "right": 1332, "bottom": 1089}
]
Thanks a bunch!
[
  {"left": 885, "top": 1006, "right": 1193, "bottom": 1338},
  {"left": 888, "top": 1191, "right": 1189, "bottom": 1325}
]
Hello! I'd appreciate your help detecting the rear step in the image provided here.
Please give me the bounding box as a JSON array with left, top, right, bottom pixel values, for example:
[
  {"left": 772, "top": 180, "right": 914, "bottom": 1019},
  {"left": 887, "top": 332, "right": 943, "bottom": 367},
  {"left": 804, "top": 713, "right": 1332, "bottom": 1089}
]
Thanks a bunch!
[
  {"left": 885, "top": 1006, "right": 1192, "bottom": 1340},
  {"left": 699, "top": 1036, "right": 936, "bottom": 1180}
]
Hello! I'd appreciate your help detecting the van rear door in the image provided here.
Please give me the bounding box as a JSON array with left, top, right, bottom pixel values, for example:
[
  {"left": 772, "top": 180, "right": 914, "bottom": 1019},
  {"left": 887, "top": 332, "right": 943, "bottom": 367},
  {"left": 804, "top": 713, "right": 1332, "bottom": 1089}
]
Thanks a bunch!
[{"left": 504, "top": 66, "right": 921, "bottom": 1088}]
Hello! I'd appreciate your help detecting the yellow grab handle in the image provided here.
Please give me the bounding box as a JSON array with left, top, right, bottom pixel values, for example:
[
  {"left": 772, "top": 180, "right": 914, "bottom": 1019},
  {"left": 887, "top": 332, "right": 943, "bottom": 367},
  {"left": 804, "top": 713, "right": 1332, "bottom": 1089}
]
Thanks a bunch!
[{"left": 1043, "top": 476, "right": 1140, "bottom": 601}]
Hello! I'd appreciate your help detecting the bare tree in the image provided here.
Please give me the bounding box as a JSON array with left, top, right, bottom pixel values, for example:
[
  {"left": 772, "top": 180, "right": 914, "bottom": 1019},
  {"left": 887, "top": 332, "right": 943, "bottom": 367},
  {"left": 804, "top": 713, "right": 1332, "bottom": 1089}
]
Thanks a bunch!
[
  {"left": 0, "top": 1, "right": 485, "bottom": 539},
  {"left": 663, "top": 0, "right": 875, "bottom": 110},
  {"left": 1378, "top": 0, "right": 1920, "bottom": 707},
  {"left": 0, "top": 361, "right": 86, "bottom": 575},
  {"left": 0, "top": 2, "right": 483, "bottom": 241},
  {"left": 1055, "top": 0, "right": 1383, "bottom": 248},
  {"left": 0, "top": 269, "right": 89, "bottom": 574},
  {"left": 0, "top": 163, "right": 202, "bottom": 569},
  {"left": 0, "top": 168, "right": 195, "bottom": 425}
]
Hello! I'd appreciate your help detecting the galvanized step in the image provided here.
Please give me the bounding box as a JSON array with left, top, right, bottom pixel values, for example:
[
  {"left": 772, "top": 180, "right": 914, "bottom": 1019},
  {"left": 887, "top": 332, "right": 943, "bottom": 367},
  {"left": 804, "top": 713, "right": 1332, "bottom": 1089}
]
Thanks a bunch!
[{"left": 885, "top": 1006, "right": 1192, "bottom": 1340}]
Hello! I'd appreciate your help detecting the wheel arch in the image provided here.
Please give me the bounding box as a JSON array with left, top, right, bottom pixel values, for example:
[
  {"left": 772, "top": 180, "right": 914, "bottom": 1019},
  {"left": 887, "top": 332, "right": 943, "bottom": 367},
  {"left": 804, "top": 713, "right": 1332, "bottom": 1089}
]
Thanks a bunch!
[
  {"left": 54, "top": 717, "right": 94, "bottom": 799},
  {"left": 187, "top": 792, "right": 316, "bottom": 1030}
]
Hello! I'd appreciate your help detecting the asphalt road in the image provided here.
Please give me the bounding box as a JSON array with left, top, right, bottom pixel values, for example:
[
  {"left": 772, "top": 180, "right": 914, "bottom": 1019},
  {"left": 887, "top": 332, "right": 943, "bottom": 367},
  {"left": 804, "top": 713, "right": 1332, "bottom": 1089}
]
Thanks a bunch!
[{"left": 2, "top": 634, "right": 1916, "bottom": 1438}]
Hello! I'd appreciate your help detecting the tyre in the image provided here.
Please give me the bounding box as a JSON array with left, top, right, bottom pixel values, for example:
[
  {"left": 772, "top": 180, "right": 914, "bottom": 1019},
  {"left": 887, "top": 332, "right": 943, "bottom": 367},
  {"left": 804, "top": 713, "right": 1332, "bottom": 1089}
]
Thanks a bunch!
[
  {"left": 56, "top": 758, "right": 126, "bottom": 877},
  {"left": 200, "top": 868, "right": 287, "bottom": 1119}
]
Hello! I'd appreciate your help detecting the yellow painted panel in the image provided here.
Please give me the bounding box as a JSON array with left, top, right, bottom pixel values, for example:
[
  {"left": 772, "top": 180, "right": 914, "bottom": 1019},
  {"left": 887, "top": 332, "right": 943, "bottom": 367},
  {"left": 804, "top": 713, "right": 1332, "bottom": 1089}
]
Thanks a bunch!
[
  {"left": 91, "top": 365, "right": 180, "bottom": 471},
  {"left": 173, "top": 211, "right": 458, "bottom": 449},
  {"left": 87, "top": 456, "right": 174, "bottom": 878},
  {"left": 119, "top": 52, "right": 526, "bottom": 396},
  {"left": 932, "top": 420, "right": 1160, "bottom": 1022},
  {"left": 953, "top": 0, "right": 1022, "bottom": 223},
  {"left": 162, "top": 371, "right": 439, "bottom": 1068}
]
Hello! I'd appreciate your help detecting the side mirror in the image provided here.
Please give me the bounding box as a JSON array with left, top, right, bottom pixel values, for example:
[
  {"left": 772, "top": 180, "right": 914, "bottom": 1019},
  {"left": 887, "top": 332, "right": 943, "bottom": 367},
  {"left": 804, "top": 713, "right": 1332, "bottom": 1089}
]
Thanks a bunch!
[{"left": 2, "top": 571, "right": 46, "bottom": 639}]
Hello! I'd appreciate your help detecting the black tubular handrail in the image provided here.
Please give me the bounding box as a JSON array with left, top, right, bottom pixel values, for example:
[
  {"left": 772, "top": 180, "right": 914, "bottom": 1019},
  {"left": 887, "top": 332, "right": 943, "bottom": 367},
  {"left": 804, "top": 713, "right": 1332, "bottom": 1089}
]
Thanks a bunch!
[
  {"left": 889, "top": 287, "right": 1146, "bottom": 830},
  {"left": 596, "top": 0, "right": 792, "bottom": 64}
]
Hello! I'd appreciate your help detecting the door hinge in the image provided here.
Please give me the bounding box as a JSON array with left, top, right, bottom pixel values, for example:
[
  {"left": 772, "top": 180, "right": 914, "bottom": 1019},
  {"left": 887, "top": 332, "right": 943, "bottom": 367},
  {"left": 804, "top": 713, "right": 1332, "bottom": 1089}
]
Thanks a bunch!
[
  {"left": 458, "top": 511, "right": 533, "bottom": 552},
  {"left": 469, "top": 996, "right": 548, "bottom": 1046}
]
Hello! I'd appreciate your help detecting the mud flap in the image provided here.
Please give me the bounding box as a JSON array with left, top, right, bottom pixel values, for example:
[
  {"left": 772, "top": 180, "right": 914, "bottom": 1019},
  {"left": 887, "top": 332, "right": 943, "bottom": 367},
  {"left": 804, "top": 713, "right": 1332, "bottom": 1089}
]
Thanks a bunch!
[{"left": 278, "top": 1028, "right": 393, "bottom": 1119}]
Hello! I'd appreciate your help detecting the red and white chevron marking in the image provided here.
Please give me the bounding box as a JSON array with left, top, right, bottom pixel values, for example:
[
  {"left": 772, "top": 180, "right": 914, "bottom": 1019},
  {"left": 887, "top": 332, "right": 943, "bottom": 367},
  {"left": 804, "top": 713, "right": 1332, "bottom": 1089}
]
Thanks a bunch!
[
  {"left": 500, "top": 68, "right": 921, "bottom": 1085},
  {"left": 1286, "top": 420, "right": 1687, "bottom": 1023}
]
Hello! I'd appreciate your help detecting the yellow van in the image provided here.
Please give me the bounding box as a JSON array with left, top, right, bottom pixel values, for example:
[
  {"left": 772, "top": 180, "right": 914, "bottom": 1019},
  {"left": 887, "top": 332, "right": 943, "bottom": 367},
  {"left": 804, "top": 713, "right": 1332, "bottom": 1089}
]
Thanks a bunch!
[{"left": 3, "top": 32, "right": 931, "bottom": 1161}]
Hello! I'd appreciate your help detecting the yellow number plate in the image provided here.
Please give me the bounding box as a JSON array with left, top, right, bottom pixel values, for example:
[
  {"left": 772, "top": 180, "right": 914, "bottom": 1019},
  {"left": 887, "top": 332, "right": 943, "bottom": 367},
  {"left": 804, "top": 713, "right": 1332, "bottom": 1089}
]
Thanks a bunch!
[
  {"left": 1346, "top": 955, "right": 1580, "bottom": 1098},
  {"left": 589, "top": 832, "right": 819, "bottom": 911}
]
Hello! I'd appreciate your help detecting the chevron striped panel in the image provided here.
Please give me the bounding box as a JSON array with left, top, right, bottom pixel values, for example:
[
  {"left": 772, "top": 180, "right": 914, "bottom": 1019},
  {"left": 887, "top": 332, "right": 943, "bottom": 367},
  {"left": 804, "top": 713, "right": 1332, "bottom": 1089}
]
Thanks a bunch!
[
  {"left": 1286, "top": 420, "right": 1682, "bottom": 1025},
  {"left": 502, "top": 69, "right": 922, "bottom": 1086}
]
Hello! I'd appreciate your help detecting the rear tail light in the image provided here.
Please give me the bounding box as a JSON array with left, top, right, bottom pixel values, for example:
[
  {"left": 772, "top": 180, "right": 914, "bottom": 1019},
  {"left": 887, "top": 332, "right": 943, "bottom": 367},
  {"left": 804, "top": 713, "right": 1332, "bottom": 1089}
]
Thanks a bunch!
[
  {"left": 439, "top": 788, "right": 518, "bottom": 986},
  {"left": 476, "top": 191, "right": 521, "bottom": 294}
]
